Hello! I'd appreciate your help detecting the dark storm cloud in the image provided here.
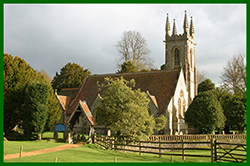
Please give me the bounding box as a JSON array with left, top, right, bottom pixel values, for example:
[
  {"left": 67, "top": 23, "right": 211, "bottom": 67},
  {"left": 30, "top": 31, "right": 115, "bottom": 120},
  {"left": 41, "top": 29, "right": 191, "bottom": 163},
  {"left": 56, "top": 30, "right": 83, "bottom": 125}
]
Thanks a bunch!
[{"left": 4, "top": 4, "right": 246, "bottom": 85}]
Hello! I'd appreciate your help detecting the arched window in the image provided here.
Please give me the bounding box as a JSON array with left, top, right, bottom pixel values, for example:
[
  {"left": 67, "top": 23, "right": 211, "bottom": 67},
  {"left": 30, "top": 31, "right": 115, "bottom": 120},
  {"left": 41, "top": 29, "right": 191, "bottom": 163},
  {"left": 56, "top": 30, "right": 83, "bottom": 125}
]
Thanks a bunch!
[
  {"left": 178, "top": 98, "right": 182, "bottom": 117},
  {"left": 174, "top": 48, "right": 180, "bottom": 66}
]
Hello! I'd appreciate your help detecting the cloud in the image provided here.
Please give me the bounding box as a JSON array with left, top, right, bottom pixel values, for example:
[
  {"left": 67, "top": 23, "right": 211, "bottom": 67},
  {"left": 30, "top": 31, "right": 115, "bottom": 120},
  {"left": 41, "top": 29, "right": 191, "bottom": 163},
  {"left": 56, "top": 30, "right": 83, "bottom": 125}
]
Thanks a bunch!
[{"left": 4, "top": 4, "right": 246, "bottom": 85}]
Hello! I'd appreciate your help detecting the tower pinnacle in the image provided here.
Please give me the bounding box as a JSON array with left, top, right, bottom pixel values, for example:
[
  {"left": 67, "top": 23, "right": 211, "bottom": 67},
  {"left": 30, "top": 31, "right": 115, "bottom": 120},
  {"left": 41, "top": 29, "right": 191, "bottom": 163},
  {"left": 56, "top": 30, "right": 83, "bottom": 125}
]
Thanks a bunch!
[
  {"left": 183, "top": 10, "right": 189, "bottom": 34},
  {"left": 166, "top": 13, "right": 171, "bottom": 37},
  {"left": 190, "top": 16, "right": 194, "bottom": 37},
  {"left": 172, "top": 19, "right": 177, "bottom": 36}
]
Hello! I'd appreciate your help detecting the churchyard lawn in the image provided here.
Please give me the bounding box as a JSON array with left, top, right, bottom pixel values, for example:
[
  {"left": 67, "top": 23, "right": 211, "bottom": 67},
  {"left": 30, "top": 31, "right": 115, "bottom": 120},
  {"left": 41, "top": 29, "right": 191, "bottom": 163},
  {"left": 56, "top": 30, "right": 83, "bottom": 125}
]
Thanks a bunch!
[
  {"left": 5, "top": 132, "right": 245, "bottom": 163},
  {"left": 4, "top": 131, "right": 212, "bottom": 163},
  {"left": 4, "top": 143, "right": 212, "bottom": 162}
]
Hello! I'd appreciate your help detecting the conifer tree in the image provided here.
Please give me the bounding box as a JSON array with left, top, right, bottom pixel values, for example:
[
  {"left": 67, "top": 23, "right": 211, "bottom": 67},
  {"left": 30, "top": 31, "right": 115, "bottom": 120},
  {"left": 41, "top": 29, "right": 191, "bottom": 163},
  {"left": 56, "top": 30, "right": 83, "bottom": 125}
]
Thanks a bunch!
[
  {"left": 51, "top": 62, "right": 91, "bottom": 92},
  {"left": 22, "top": 80, "right": 50, "bottom": 140},
  {"left": 4, "top": 53, "right": 61, "bottom": 135},
  {"left": 46, "top": 87, "right": 61, "bottom": 130},
  {"left": 4, "top": 54, "right": 42, "bottom": 134}
]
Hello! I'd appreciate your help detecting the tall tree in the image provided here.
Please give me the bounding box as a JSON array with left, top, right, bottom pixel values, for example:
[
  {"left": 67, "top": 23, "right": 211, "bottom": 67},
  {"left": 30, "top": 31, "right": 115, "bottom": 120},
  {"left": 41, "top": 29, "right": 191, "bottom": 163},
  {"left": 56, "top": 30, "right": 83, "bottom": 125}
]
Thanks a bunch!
[
  {"left": 220, "top": 54, "right": 246, "bottom": 96},
  {"left": 22, "top": 80, "right": 50, "bottom": 140},
  {"left": 198, "top": 79, "right": 215, "bottom": 93},
  {"left": 39, "top": 69, "right": 61, "bottom": 130},
  {"left": 214, "top": 88, "right": 246, "bottom": 133},
  {"left": 4, "top": 54, "right": 61, "bottom": 135},
  {"left": 51, "top": 62, "right": 91, "bottom": 92},
  {"left": 185, "top": 91, "right": 226, "bottom": 134},
  {"left": 116, "top": 30, "right": 154, "bottom": 70},
  {"left": 96, "top": 77, "right": 167, "bottom": 141},
  {"left": 4, "top": 54, "right": 43, "bottom": 134},
  {"left": 46, "top": 87, "right": 61, "bottom": 131}
]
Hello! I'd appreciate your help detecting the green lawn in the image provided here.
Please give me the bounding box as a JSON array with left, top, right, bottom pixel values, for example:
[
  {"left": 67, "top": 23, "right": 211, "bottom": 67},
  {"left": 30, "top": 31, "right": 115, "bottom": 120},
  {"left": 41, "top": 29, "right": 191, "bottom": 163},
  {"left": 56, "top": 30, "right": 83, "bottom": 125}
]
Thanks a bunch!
[
  {"left": 5, "top": 143, "right": 213, "bottom": 162},
  {"left": 4, "top": 131, "right": 89, "bottom": 155},
  {"left": 4, "top": 132, "right": 246, "bottom": 163},
  {"left": 4, "top": 140, "right": 65, "bottom": 155}
]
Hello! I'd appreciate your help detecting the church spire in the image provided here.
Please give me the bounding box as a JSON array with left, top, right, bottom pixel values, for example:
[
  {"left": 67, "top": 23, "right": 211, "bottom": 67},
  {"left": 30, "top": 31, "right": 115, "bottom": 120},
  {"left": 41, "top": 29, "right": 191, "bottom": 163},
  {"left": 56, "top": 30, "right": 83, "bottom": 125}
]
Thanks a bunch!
[
  {"left": 172, "top": 19, "right": 177, "bottom": 36},
  {"left": 183, "top": 10, "right": 189, "bottom": 34},
  {"left": 190, "top": 16, "right": 194, "bottom": 37},
  {"left": 166, "top": 13, "right": 171, "bottom": 37}
]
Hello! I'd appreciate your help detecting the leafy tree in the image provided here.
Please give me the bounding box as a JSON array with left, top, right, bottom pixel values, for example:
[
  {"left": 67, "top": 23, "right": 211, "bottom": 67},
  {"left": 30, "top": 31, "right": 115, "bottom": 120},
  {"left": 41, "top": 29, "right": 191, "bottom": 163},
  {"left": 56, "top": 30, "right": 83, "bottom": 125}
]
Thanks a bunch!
[
  {"left": 4, "top": 54, "right": 43, "bottom": 134},
  {"left": 198, "top": 79, "right": 215, "bottom": 93},
  {"left": 4, "top": 54, "right": 61, "bottom": 135},
  {"left": 185, "top": 91, "right": 226, "bottom": 134},
  {"left": 22, "top": 80, "right": 50, "bottom": 140},
  {"left": 214, "top": 88, "right": 246, "bottom": 133},
  {"left": 46, "top": 88, "right": 61, "bottom": 131},
  {"left": 40, "top": 69, "right": 61, "bottom": 130},
  {"left": 116, "top": 30, "right": 154, "bottom": 70},
  {"left": 155, "top": 114, "right": 168, "bottom": 131},
  {"left": 117, "top": 61, "right": 138, "bottom": 73},
  {"left": 51, "top": 62, "right": 91, "bottom": 92},
  {"left": 224, "top": 96, "right": 246, "bottom": 133},
  {"left": 96, "top": 77, "right": 167, "bottom": 141}
]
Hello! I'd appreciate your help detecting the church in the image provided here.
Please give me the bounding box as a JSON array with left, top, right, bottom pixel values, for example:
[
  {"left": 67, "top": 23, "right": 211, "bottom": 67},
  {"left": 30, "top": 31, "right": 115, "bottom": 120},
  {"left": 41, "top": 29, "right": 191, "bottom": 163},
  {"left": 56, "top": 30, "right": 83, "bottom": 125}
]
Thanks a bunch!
[{"left": 56, "top": 11, "right": 198, "bottom": 136}]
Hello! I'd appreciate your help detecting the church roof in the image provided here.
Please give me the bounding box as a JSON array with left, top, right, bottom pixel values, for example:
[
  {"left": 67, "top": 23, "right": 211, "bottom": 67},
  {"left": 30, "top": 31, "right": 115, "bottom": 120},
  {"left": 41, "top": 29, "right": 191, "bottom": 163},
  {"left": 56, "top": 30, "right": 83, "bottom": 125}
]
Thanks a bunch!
[
  {"left": 66, "top": 100, "right": 97, "bottom": 126},
  {"left": 59, "top": 88, "right": 79, "bottom": 97},
  {"left": 79, "top": 100, "right": 97, "bottom": 126},
  {"left": 149, "top": 95, "right": 159, "bottom": 108},
  {"left": 57, "top": 69, "right": 180, "bottom": 115},
  {"left": 56, "top": 95, "right": 73, "bottom": 111}
]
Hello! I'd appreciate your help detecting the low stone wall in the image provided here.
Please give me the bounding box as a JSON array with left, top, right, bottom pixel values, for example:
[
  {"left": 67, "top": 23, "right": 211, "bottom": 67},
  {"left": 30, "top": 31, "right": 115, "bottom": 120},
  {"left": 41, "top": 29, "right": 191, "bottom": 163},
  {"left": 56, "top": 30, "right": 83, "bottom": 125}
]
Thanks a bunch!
[
  {"left": 149, "top": 134, "right": 246, "bottom": 141},
  {"left": 96, "top": 134, "right": 246, "bottom": 154},
  {"left": 115, "top": 138, "right": 246, "bottom": 153}
]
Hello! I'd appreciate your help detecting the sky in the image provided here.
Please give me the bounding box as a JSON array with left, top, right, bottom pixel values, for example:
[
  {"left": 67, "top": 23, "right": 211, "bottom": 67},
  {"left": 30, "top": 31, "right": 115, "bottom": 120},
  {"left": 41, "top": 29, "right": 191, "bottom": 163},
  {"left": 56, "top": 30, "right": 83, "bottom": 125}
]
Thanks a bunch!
[{"left": 4, "top": 4, "right": 246, "bottom": 86}]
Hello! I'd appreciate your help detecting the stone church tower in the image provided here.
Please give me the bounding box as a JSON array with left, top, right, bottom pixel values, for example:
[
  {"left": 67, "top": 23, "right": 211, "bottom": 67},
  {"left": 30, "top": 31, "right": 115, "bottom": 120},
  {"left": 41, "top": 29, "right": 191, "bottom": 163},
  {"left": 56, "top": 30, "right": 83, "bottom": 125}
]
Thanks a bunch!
[{"left": 164, "top": 11, "right": 197, "bottom": 105}]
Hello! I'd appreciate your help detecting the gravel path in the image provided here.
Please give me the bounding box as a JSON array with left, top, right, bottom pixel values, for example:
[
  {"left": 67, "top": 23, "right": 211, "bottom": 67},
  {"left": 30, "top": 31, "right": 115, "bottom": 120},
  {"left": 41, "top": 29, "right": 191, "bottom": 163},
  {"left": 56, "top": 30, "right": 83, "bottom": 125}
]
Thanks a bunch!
[{"left": 4, "top": 142, "right": 86, "bottom": 160}]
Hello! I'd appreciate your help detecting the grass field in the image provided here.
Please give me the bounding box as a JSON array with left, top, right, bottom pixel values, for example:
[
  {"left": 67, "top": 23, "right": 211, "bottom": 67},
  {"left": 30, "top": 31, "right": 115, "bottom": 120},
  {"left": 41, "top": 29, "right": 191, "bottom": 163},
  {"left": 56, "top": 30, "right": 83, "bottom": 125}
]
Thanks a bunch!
[
  {"left": 4, "top": 143, "right": 213, "bottom": 162},
  {"left": 4, "top": 140, "right": 65, "bottom": 155},
  {"left": 4, "top": 131, "right": 89, "bottom": 154},
  {"left": 4, "top": 132, "right": 246, "bottom": 163}
]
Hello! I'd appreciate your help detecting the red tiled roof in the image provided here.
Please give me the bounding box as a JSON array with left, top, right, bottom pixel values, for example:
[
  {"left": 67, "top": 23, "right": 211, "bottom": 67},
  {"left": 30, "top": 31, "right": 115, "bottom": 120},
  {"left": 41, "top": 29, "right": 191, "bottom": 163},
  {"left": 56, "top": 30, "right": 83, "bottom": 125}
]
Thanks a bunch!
[
  {"left": 150, "top": 95, "right": 158, "bottom": 108},
  {"left": 59, "top": 88, "right": 79, "bottom": 97},
  {"left": 61, "top": 88, "right": 80, "bottom": 90},
  {"left": 65, "top": 69, "right": 180, "bottom": 115},
  {"left": 56, "top": 95, "right": 73, "bottom": 111},
  {"left": 79, "top": 101, "right": 97, "bottom": 125}
]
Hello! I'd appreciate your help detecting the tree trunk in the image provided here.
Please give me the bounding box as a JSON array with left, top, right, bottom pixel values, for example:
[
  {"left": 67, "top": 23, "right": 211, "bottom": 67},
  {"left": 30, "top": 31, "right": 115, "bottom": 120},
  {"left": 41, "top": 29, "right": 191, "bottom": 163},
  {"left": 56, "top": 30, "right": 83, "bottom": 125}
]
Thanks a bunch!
[{"left": 38, "top": 133, "right": 42, "bottom": 140}]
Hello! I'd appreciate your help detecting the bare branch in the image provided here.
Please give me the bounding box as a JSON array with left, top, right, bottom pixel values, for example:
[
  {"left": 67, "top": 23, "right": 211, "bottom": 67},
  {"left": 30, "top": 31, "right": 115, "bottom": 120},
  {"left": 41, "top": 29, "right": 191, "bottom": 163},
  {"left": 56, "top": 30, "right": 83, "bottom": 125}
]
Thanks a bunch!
[
  {"left": 220, "top": 54, "right": 246, "bottom": 95},
  {"left": 115, "top": 30, "right": 154, "bottom": 70},
  {"left": 196, "top": 69, "right": 207, "bottom": 84}
]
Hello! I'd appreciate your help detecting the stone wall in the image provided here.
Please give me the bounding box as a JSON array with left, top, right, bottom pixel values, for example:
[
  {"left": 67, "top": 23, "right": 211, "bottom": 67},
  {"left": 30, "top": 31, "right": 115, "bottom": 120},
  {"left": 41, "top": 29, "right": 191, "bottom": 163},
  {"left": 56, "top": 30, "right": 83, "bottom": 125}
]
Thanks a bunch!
[
  {"left": 96, "top": 134, "right": 246, "bottom": 154},
  {"left": 115, "top": 138, "right": 246, "bottom": 153}
]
